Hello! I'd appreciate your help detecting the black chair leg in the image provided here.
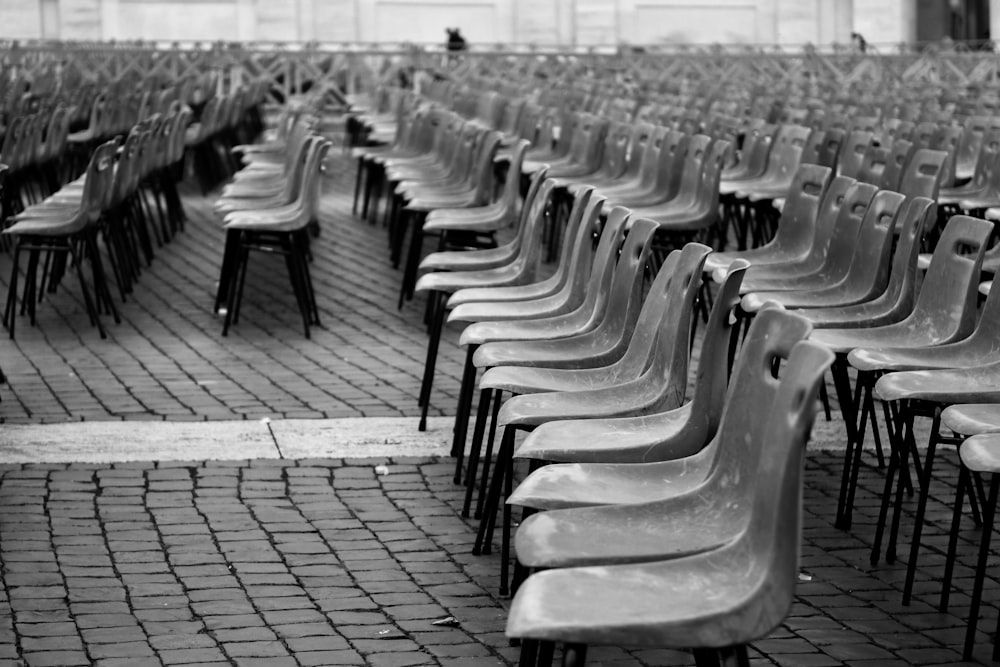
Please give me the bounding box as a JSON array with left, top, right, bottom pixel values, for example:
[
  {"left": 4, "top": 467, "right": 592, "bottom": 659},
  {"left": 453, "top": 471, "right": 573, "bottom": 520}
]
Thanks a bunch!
[{"left": 963, "top": 473, "right": 999, "bottom": 660}]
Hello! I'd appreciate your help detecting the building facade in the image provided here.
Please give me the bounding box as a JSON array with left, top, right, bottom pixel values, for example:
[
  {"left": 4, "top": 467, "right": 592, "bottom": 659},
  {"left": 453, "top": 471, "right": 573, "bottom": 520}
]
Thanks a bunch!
[{"left": 0, "top": 0, "right": 997, "bottom": 49}]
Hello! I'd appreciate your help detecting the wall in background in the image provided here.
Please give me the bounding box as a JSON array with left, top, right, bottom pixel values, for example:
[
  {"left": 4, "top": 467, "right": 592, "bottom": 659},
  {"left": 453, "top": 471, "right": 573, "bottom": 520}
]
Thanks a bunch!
[{"left": 0, "top": 0, "right": 994, "bottom": 48}]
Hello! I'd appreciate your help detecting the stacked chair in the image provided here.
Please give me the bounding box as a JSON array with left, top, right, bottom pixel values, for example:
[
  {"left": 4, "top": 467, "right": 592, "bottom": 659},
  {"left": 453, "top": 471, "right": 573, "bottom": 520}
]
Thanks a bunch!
[
  {"left": 211, "top": 98, "right": 334, "bottom": 338},
  {"left": 1, "top": 70, "right": 267, "bottom": 339}
]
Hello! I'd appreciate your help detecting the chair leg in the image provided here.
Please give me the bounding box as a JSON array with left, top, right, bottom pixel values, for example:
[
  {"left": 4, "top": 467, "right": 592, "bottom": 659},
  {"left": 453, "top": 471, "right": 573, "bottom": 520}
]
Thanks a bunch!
[
  {"left": 474, "top": 425, "right": 515, "bottom": 556},
  {"left": 941, "top": 464, "right": 968, "bottom": 612},
  {"left": 468, "top": 390, "right": 502, "bottom": 519},
  {"left": 69, "top": 239, "right": 105, "bottom": 339},
  {"left": 832, "top": 358, "right": 864, "bottom": 529},
  {"left": 871, "top": 396, "right": 905, "bottom": 567},
  {"left": 4, "top": 242, "right": 21, "bottom": 339},
  {"left": 500, "top": 441, "right": 516, "bottom": 596},
  {"left": 517, "top": 639, "right": 539, "bottom": 667},
  {"left": 418, "top": 291, "right": 446, "bottom": 429},
  {"left": 459, "top": 388, "right": 492, "bottom": 485},
  {"left": 215, "top": 229, "right": 241, "bottom": 313},
  {"left": 963, "top": 473, "right": 999, "bottom": 660},
  {"left": 477, "top": 391, "right": 506, "bottom": 516},
  {"left": 451, "top": 346, "right": 478, "bottom": 458},
  {"left": 902, "top": 410, "right": 942, "bottom": 604},
  {"left": 886, "top": 403, "right": 919, "bottom": 564}
]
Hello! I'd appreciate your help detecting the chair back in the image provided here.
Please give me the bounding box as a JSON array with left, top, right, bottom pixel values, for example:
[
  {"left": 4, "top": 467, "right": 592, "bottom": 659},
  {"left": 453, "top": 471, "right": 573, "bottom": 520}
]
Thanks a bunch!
[
  {"left": 878, "top": 139, "right": 916, "bottom": 192},
  {"left": 902, "top": 214, "right": 993, "bottom": 342},
  {"left": 831, "top": 189, "right": 907, "bottom": 299},
  {"left": 659, "top": 259, "right": 748, "bottom": 455},
  {"left": 630, "top": 241, "right": 712, "bottom": 412},
  {"left": 759, "top": 164, "right": 833, "bottom": 260},
  {"left": 729, "top": 337, "right": 833, "bottom": 643},
  {"left": 897, "top": 148, "right": 947, "bottom": 202},
  {"left": 670, "top": 134, "right": 712, "bottom": 204},
  {"left": 837, "top": 130, "right": 874, "bottom": 178},
  {"left": 797, "top": 175, "right": 858, "bottom": 270}
]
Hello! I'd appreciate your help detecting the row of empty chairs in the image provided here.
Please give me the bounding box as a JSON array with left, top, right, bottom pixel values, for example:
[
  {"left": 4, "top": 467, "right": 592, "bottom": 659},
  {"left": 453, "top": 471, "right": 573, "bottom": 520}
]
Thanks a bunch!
[{"left": 344, "top": 59, "right": 1000, "bottom": 661}]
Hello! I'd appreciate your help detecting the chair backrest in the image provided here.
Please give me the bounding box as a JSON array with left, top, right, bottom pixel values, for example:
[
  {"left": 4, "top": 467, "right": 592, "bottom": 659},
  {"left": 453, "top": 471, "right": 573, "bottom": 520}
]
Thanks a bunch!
[
  {"left": 600, "top": 242, "right": 709, "bottom": 385},
  {"left": 82, "top": 141, "right": 119, "bottom": 222},
  {"left": 837, "top": 130, "right": 874, "bottom": 179},
  {"left": 651, "top": 130, "right": 691, "bottom": 200},
  {"left": 737, "top": 123, "right": 779, "bottom": 178},
  {"left": 963, "top": 126, "right": 1000, "bottom": 192},
  {"left": 806, "top": 177, "right": 871, "bottom": 270},
  {"left": 832, "top": 189, "right": 907, "bottom": 297},
  {"left": 670, "top": 134, "right": 712, "bottom": 204},
  {"left": 302, "top": 139, "right": 333, "bottom": 225},
  {"left": 897, "top": 148, "right": 947, "bottom": 201},
  {"left": 636, "top": 241, "right": 713, "bottom": 412},
  {"left": 469, "top": 131, "right": 504, "bottom": 205},
  {"left": 530, "top": 187, "right": 599, "bottom": 309},
  {"left": 903, "top": 214, "right": 993, "bottom": 341},
  {"left": 814, "top": 128, "right": 845, "bottom": 170},
  {"left": 878, "top": 139, "right": 916, "bottom": 192},
  {"left": 631, "top": 126, "right": 668, "bottom": 193},
  {"left": 619, "top": 122, "right": 655, "bottom": 182},
  {"left": 598, "top": 121, "right": 632, "bottom": 180},
  {"left": 693, "top": 138, "right": 733, "bottom": 214},
  {"left": 933, "top": 125, "right": 962, "bottom": 188},
  {"left": 759, "top": 164, "right": 833, "bottom": 259},
  {"left": 855, "top": 144, "right": 889, "bottom": 187},
  {"left": 703, "top": 308, "right": 816, "bottom": 507},
  {"left": 757, "top": 124, "right": 811, "bottom": 183},
  {"left": 664, "top": 259, "right": 748, "bottom": 454},
  {"left": 800, "top": 128, "right": 826, "bottom": 166},
  {"left": 729, "top": 337, "right": 833, "bottom": 645}
]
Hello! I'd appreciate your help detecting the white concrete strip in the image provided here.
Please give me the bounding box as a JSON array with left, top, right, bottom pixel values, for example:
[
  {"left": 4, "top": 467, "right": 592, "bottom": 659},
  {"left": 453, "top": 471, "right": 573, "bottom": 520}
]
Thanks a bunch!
[
  {"left": 0, "top": 413, "right": 887, "bottom": 464},
  {"left": 0, "top": 417, "right": 456, "bottom": 464},
  {"left": 0, "top": 421, "right": 278, "bottom": 463},
  {"left": 271, "top": 417, "right": 454, "bottom": 459}
]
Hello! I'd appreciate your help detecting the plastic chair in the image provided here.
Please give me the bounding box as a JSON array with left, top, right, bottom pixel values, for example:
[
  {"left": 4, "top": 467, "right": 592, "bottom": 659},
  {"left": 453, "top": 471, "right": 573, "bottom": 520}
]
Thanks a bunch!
[
  {"left": 418, "top": 139, "right": 532, "bottom": 269},
  {"left": 812, "top": 215, "right": 993, "bottom": 532},
  {"left": 508, "top": 260, "right": 749, "bottom": 469},
  {"left": 851, "top": 275, "right": 1000, "bottom": 604},
  {"left": 413, "top": 173, "right": 555, "bottom": 431},
  {"left": 506, "top": 307, "right": 812, "bottom": 572},
  {"left": 219, "top": 137, "right": 331, "bottom": 338},
  {"left": 703, "top": 163, "right": 832, "bottom": 277},
  {"left": 943, "top": 434, "right": 1000, "bottom": 661},
  {"left": 506, "top": 338, "right": 833, "bottom": 667},
  {"left": 471, "top": 237, "right": 707, "bottom": 594},
  {"left": 3, "top": 141, "right": 120, "bottom": 339},
  {"left": 741, "top": 193, "right": 920, "bottom": 312},
  {"left": 741, "top": 184, "right": 904, "bottom": 299},
  {"left": 836, "top": 129, "right": 875, "bottom": 179}
]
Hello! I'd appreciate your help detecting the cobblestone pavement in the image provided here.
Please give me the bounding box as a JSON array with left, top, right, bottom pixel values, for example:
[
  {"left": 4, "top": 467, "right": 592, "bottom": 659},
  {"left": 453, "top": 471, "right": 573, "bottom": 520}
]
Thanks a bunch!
[
  {"left": 0, "top": 148, "right": 467, "bottom": 424},
  {"left": 2, "top": 448, "right": 1000, "bottom": 666},
  {"left": 1, "top": 132, "right": 999, "bottom": 665}
]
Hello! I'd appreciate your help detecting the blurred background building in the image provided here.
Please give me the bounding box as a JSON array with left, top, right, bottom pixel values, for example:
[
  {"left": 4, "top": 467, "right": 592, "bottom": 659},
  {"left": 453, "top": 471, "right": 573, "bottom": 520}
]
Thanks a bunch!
[{"left": 0, "top": 0, "right": 996, "bottom": 49}]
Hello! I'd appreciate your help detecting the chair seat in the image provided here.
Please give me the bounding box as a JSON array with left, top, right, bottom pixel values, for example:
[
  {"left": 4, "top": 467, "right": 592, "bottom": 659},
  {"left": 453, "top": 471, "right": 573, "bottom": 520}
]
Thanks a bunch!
[
  {"left": 942, "top": 404, "right": 1000, "bottom": 436},
  {"left": 4, "top": 215, "right": 87, "bottom": 237},
  {"left": 874, "top": 363, "right": 1000, "bottom": 403},
  {"left": 507, "top": 552, "right": 782, "bottom": 648},
  {"left": 513, "top": 402, "right": 698, "bottom": 464},
  {"left": 415, "top": 263, "right": 532, "bottom": 296},
  {"left": 448, "top": 285, "right": 575, "bottom": 323},
  {"left": 496, "top": 371, "right": 678, "bottom": 428},
  {"left": 510, "top": 439, "right": 711, "bottom": 514},
  {"left": 419, "top": 245, "right": 516, "bottom": 273},
  {"left": 512, "top": 467, "right": 737, "bottom": 570},
  {"left": 810, "top": 320, "right": 960, "bottom": 355},
  {"left": 961, "top": 434, "right": 1000, "bottom": 474},
  {"left": 850, "top": 341, "right": 991, "bottom": 374}
]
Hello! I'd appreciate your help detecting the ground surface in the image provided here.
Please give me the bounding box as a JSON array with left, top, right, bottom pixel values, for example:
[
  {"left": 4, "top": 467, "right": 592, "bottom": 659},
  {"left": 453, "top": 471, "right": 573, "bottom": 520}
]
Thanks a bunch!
[{"left": 0, "top": 133, "right": 998, "bottom": 665}]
